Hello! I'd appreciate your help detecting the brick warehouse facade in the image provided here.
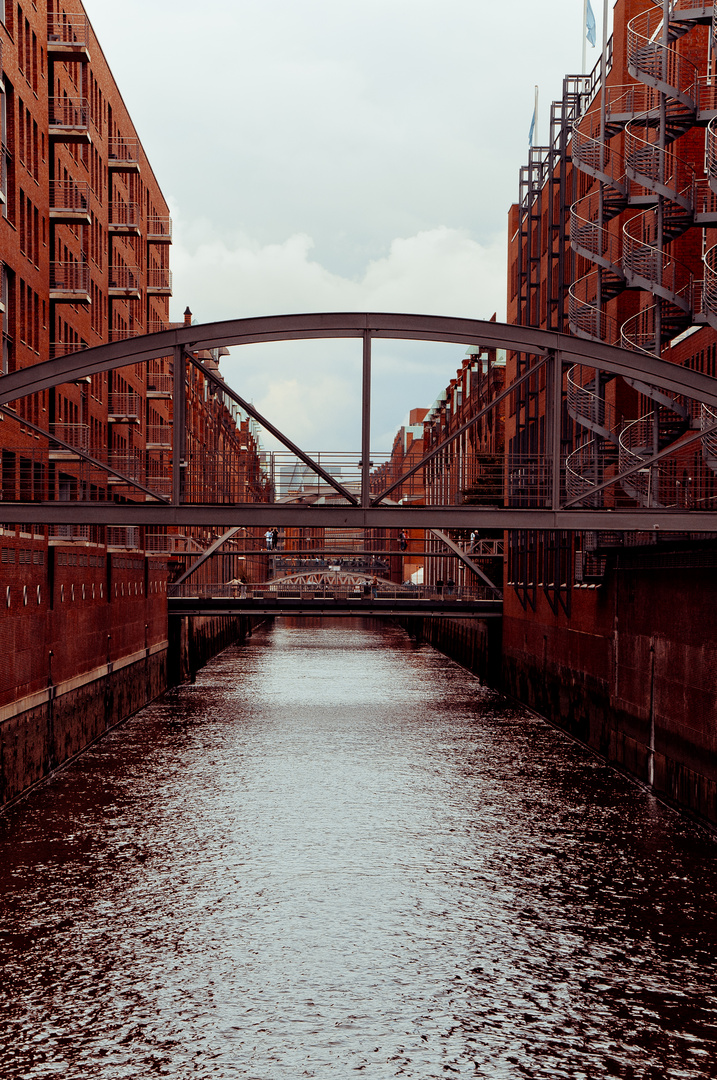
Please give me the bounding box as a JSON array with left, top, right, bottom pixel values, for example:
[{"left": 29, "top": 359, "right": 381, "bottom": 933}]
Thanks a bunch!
[
  {"left": 504, "top": 0, "right": 717, "bottom": 824},
  {"left": 0, "top": 2, "right": 268, "bottom": 807}
]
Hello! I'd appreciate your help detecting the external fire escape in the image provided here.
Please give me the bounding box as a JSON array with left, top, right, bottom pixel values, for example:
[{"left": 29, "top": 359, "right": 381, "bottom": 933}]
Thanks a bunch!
[{"left": 568, "top": 0, "right": 717, "bottom": 512}]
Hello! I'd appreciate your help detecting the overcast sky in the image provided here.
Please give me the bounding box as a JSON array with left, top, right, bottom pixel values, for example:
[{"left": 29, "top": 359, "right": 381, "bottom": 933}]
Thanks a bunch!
[{"left": 84, "top": 0, "right": 609, "bottom": 451}]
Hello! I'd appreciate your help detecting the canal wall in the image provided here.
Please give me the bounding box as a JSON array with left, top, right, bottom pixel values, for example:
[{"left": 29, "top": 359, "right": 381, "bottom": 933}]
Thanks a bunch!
[
  {"left": 411, "top": 562, "right": 717, "bottom": 829},
  {"left": 400, "top": 615, "right": 502, "bottom": 687},
  {"left": 502, "top": 562, "right": 717, "bottom": 828},
  {"left": 0, "top": 614, "right": 252, "bottom": 811}
]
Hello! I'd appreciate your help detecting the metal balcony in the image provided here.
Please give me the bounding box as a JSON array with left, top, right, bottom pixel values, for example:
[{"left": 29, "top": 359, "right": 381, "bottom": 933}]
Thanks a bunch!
[
  {"left": 108, "top": 138, "right": 140, "bottom": 172},
  {"left": 106, "top": 526, "right": 141, "bottom": 551},
  {"left": 622, "top": 211, "right": 693, "bottom": 312},
  {"left": 146, "top": 373, "right": 173, "bottom": 397},
  {"left": 48, "top": 97, "right": 91, "bottom": 144},
  {"left": 146, "top": 268, "right": 172, "bottom": 295},
  {"left": 147, "top": 216, "right": 172, "bottom": 243},
  {"left": 566, "top": 366, "right": 620, "bottom": 444},
  {"left": 49, "top": 180, "right": 91, "bottom": 225},
  {"left": 50, "top": 262, "right": 90, "bottom": 303},
  {"left": 47, "top": 15, "right": 90, "bottom": 62},
  {"left": 108, "top": 264, "right": 141, "bottom": 298},
  {"left": 570, "top": 192, "right": 625, "bottom": 282},
  {"left": 567, "top": 272, "right": 621, "bottom": 346},
  {"left": 0, "top": 143, "right": 7, "bottom": 207},
  {"left": 104, "top": 450, "right": 144, "bottom": 486},
  {"left": 108, "top": 328, "right": 143, "bottom": 343},
  {"left": 108, "top": 201, "right": 140, "bottom": 235},
  {"left": 627, "top": 8, "right": 698, "bottom": 112},
  {"left": 704, "top": 244, "right": 717, "bottom": 330},
  {"left": 146, "top": 425, "right": 172, "bottom": 449},
  {"left": 107, "top": 393, "right": 141, "bottom": 423},
  {"left": 701, "top": 402, "right": 717, "bottom": 472},
  {"left": 48, "top": 524, "right": 91, "bottom": 545},
  {"left": 50, "top": 341, "right": 88, "bottom": 359},
  {"left": 49, "top": 422, "right": 90, "bottom": 457}
]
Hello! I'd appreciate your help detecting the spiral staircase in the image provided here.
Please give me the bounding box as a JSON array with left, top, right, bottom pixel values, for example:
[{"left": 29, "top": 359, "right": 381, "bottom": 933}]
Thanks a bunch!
[{"left": 567, "top": 0, "right": 716, "bottom": 511}]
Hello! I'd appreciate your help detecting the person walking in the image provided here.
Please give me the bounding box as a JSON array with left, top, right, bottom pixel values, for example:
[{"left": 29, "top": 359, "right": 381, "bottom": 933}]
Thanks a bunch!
[
  {"left": 371, "top": 576, "right": 379, "bottom": 599},
  {"left": 272, "top": 527, "right": 279, "bottom": 550},
  {"left": 265, "top": 529, "right": 273, "bottom": 550}
]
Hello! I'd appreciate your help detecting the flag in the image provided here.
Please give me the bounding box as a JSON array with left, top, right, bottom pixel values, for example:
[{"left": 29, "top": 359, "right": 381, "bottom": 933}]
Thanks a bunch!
[
  {"left": 529, "top": 107, "right": 535, "bottom": 147},
  {"left": 586, "top": 0, "right": 597, "bottom": 46}
]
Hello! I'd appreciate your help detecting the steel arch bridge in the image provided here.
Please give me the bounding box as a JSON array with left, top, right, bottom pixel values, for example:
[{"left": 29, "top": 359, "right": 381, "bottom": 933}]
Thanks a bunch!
[{"left": 3, "top": 311, "right": 717, "bottom": 532}]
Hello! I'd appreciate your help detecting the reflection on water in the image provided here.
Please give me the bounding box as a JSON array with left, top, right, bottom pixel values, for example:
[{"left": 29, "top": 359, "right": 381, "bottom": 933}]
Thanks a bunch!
[{"left": 1, "top": 618, "right": 717, "bottom": 1079}]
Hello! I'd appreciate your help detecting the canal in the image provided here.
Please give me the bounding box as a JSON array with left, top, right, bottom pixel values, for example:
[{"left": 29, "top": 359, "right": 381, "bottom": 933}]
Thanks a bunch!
[{"left": 1, "top": 619, "right": 717, "bottom": 1079}]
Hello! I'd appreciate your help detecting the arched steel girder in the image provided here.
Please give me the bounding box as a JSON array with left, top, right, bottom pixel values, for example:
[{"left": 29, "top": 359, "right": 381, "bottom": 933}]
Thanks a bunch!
[
  {"left": 2, "top": 312, "right": 717, "bottom": 408},
  {"left": 4, "top": 313, "right": 717, "bottom": 531}
]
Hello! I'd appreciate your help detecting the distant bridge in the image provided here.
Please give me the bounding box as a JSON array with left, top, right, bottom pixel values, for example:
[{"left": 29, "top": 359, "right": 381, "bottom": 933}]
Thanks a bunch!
[{"left": 168, "top": 580, "right": 501, "bottom": 619}]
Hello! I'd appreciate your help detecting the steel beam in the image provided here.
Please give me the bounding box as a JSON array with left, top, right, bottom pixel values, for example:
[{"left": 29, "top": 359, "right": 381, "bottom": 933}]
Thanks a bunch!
[
  {"left": 3, "top": 314, "right": 717, "bottom": 409},
  {"left": 361, "top": 330, "right": 372, "bottom": 509},
  {"left": 173, "top": 527, "right": 241, "bottom": 585},
  {"left": 429, "top": 528, "right": 502, "bottom": 595},
  {"left": 9, "top": 501, "right": 717, "bottom": 531},
  {"left": 183, "top": 352, "right": 359, "bottom": 506}
]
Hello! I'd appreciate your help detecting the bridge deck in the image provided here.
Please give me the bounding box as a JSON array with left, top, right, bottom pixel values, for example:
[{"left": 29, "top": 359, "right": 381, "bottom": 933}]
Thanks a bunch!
[{"left": 168, "top": 594, "right": 502, "bottom": 619}]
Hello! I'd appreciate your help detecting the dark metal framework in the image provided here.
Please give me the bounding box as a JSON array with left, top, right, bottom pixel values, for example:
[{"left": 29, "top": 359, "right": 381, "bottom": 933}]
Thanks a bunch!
[{"left": 3, "top": 312, "right": 717, "bottom": 530}]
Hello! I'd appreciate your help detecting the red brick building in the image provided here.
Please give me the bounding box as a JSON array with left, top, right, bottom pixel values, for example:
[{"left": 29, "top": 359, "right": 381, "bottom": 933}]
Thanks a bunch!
[
  {"left": 504, "top": 0, "right": 717, "bottom": 822},
  {"left": 0, "top": 2, "right": 266, "bottom": 806}
]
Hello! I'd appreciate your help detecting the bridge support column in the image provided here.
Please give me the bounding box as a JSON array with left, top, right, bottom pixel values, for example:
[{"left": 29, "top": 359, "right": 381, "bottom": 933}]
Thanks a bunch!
[
  {"left": 361, "top": 330, "right": 372, "bottom": 508},
  {"left": 172, "top": 345, "right": 187, "bottom": 505},
  {"left": 548, "top": 350, "right": 563, "bottom": 510}
]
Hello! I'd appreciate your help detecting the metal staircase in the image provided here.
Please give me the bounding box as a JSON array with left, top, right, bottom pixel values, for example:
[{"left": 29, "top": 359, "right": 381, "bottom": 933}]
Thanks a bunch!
[{"left": 567, "top": 0, "right": 714, "bottom": 509}]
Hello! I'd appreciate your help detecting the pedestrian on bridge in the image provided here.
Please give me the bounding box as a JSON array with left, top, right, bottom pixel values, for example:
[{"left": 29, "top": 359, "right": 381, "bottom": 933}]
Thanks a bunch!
[{"left": 265, "top": 529, "right": 273, "bottom": 550}]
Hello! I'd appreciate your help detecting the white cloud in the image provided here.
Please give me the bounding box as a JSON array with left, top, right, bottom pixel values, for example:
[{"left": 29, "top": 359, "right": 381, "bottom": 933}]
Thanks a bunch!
[{"left": 170, "top": 221, "right": 506, "bottom": 321}]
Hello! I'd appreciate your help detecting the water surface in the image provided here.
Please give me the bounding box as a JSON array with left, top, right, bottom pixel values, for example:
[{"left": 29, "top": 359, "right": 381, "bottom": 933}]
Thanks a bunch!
[{"left": 1, "top": 619, "right": 716, "bottom": 1079}]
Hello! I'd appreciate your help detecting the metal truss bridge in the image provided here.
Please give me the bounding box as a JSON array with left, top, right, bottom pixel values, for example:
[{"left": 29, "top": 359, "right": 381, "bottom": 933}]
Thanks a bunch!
[
  {"left": 3, "top": 312, "right": 717, "bottom": 534},
  {"left": 168, "top": 579, "right": 501, "bottom": 620}
]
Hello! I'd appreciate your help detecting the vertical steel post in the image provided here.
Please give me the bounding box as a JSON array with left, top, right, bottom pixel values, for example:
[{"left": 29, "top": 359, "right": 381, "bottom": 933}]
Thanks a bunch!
[
  {"left": 361, "top": 330, "right": 372, "bottom": 508},
  {"left": 549, "top": 350, "right": 563, "bottom": 509},
  {"left": 172, "top": 345, "right": 186, "bottom": 505}
]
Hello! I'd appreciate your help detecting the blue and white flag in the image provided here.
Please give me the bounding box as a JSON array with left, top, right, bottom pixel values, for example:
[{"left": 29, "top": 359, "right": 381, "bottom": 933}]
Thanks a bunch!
[
  {"left": 586, "top": 0, "right": 597, "bottom": 46},
  {"left": 528, "top": 107, "right": 536, "bottom": 147}
]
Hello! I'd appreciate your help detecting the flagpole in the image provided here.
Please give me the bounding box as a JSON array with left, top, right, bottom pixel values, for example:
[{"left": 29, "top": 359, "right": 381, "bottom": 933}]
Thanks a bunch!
[{"left": 534, "top": 85, "right": 538, "bottom": 146}]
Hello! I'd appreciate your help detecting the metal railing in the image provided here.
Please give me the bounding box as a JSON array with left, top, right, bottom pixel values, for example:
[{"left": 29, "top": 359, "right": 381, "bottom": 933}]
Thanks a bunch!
[
  {"left": 50, "top": 423, "right": 89, "bottom": 451},
  {"left": 168, "top": 580, "right": 500, "bottom": 603},
  {"left": 108, "top": 327, "right": 143, "bottom": 343},
  {"left": 108, "top": 138, "right": 140, "bottom": 165},
  {"left": 47, "top": 15, "right": 89, "bottom": 47},
  {"left": 108, "top": 393, "right": 141, "bottom": 418},
  {"left": 146, "top": 268, "right": 172, "bottom": 291},
  {"left": 109, "top": 264, "right": 141, "bottom": 291},
  {"left": 627, "top": 8, "right": 698, "bottom": 108},
  {"left": 106, "top": 526, "right": 141, "bottom": 550},
  {"left": 50, "top": 340, "right": 88, "bottom": 359},
  {"left": 49, "top": 180, "right": 90, "bottom": 214},
  {"left": 147, "top": 373, "right": 173, "bottom": 394},
  {"left": 48, "top": 523, "right": 91, "bottom": 543},
  {"left": 147, "top": 216, "right": 172, "bottom": 241},
  {"left": 146, "top": 425, "right": 172, "bottom": 447},
  {"left": 145, "top": 533, "right": 204, "bottom": 555},
  {"left": 48, "top": 97, "right": 90, "bottom": 132},
  {"left": 50, "top": 262, "right": 90, "bottom": 294},
  {"left": 108, "top": 201, "right": 139, "bottom": 229}
]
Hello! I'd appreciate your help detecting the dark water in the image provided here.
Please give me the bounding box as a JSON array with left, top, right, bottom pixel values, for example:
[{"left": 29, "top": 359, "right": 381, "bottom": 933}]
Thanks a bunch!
[{"left": 1, "top": 619, "right": 717, "bottom": 1080}]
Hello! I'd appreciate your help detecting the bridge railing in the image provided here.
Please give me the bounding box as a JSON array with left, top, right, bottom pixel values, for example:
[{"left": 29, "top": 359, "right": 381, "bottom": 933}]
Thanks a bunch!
[{"left": 168, "top": 581, "right": 501, "bottom": 603}]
